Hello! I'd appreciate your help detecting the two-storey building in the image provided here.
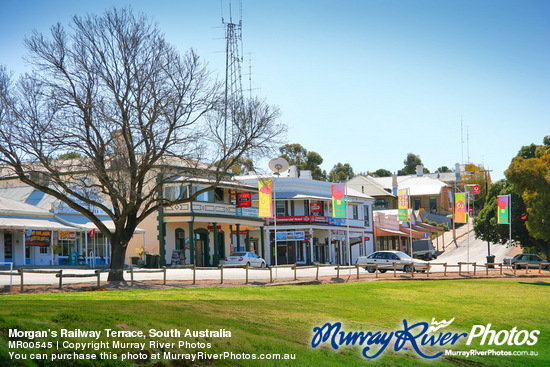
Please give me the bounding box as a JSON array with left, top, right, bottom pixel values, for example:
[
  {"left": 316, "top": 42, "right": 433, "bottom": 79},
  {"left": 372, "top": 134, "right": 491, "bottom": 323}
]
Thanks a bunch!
[{"left": 236, "top": 169, "right": 374, "bottom": 266}]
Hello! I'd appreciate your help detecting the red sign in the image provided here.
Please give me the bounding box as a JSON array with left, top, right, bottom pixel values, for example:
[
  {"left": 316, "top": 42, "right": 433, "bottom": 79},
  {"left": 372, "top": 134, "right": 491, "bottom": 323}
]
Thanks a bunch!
[
  {"left": 364, "top": 237, "right": 370, "bottom": 241},
  {"left": 237, "top": 192, "right": 251, "bottom": 207},
  {"left": 473, "top": 185, "right": 480, "bottom": 195},
  {"left": 232, "top": 230, "right": 249, "bottom": 235},
  {"left": 207, "top": 225, "right": 221, "bottom": 230},
  {"left": 310, "top": 203, "right": 322, "bottom": 213}
]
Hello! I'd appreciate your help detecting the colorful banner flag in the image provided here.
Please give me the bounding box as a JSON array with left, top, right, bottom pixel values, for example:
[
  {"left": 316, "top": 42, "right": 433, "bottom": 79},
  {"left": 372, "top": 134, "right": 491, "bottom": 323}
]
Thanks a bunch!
[
  {"left": 497, "top": 195, "right": 510, "bottom": 224},
  {"left": 454, "top": 193, "right": 468, "bottom": 223},
  {"left": 258, "top": 179, "right": 273, "bottom": 218},
  {"left": 331, "top": 184, "right": 346, "bottom": 218},
  {"left": 398, "top": 189, "right": 409, "bottom": 221}
]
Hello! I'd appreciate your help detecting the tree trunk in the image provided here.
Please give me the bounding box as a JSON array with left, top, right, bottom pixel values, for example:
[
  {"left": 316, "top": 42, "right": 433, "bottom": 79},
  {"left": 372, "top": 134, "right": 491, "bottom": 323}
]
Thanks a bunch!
[{"left": 108, "top": 242, "right": 127, "bottom": 281}]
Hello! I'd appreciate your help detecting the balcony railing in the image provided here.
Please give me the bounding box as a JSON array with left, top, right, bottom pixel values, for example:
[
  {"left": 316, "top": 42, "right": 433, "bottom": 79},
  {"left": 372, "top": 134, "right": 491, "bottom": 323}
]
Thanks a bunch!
[{"left": 165, "top": 202, "right": 259, "bottom": 217}]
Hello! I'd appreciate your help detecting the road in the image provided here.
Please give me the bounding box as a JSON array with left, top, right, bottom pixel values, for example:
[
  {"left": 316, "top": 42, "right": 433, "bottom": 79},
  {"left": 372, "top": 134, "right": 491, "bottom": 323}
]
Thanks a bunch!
[{"left": 429, "top": 232, "right": 513, "bottom": 271}]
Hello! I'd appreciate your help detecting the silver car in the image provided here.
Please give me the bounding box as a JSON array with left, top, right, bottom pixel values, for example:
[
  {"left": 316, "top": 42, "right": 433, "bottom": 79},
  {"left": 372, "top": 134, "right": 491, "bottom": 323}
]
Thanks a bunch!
[
  {"left": 224, "top": 252, "right": 266, "bottom": 268},
  {"left": 503, "top": 254, "right": 548, "bottom": 269},
  {"left": 357, "top": 251, "right": 428, "bottom": 273}
]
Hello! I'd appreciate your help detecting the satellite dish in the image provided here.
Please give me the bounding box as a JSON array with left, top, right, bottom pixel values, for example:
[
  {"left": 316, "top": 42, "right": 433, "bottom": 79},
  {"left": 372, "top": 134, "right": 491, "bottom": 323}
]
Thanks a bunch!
[{"left": 268, "top": 157, "right": 289, "bottom": 175}]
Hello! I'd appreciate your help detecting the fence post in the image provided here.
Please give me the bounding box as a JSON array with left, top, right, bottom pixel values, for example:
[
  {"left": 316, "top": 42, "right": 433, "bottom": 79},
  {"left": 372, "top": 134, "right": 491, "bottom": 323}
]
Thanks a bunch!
[
  {"left": 246, "top": 263, "right": 249, "bottom": 284},
  {"left": 356, "top": 264, "right": 359, "bottom": 279},
  {"left": 294, "top": 263, "right": 297, "bottom": 281},
  {"left": 393, "top": 262, "right": 397, "bottom": 277},
  {"left": 473, "top": 263, "right": 477, "bottom": 276},
  {"left": 526, "top": 264, "right": 529, "bottom": 274},
  {"left": 539, "top": 263, "right": 543, "bottom": 274},
  {"left": 163, "top": 267, "right": 167, "bottom": 285},
  {"left": 486, "top": 263, "right": 489, "bottom": 276},
  {"left": 220, "top": 264, "right": 224, "bottom": 284},
  {"left": 337, "top": 264, "right": 340, "bottom": 279},
  {"left": 130, "top": 266, "right": 134, "bottom": 287},
  {"left": 375, "top": 264, "right": 378, "bottom": 279},
  {"left": 459, "top": 263, "right": 462, "bottom": 276},
  {"left": 19, "top": 269, "right": 24, "bottom": 293},
  {"left": 411, "top": 263, "right": 414, "bottom": 278},
  {"left": 426, "top": 264, "right": 430, "bottom": 278},
  {"left": 513, "top": 263, "right": 517, "bottom": 275},
  {"left": 95, "top": 270, "right": 100, "bottom": 288},
  {"left": 193, "top": 264, "right": 196, "bottom": 285},
  {"left": 58, "top": 270, "right": 63, "bottom": 289},
  {"left": 316, "top": 264, "right": 319, "bottom": 281},
  {"left": 500, "top": 263, "right": 503, "bottom": 275},
  {"left": 269, "top": 266, "right": 273, "bottom": 283},
  {"left": 444, "top": 263, "right": 447, "bottom": 277}
]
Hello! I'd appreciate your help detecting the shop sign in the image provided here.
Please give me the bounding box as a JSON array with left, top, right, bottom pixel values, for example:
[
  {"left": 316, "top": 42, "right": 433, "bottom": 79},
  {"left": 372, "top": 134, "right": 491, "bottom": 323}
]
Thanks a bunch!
[
  {"left": 26, "top": 230, "right": 52, "bottom": 246},
  {"left": 329, "top": 218, "right": 346, "bottom": 226},
  {"left": 310, "top": 203, "right": 322, "bottom": 213},
  {"left": 59, "top": 231, "right": 76, "bottom": 240},
  {"left": 275, "top": 231, "right": 305, "bottom": 241},
  {"left": 236, "top": 207, "right": 259, "bottom": 217},
  {"left": 332, "top": 230, "right": 346, "bottom": 241},
  {"left": 232, "top": 230, "right": 249, "bottom": 235},
  {"left": 207, "top": 225, "right": 221, "bottom": 230},
  {"left": 237, "top": 192, "right": 252, "bottom": 207}
]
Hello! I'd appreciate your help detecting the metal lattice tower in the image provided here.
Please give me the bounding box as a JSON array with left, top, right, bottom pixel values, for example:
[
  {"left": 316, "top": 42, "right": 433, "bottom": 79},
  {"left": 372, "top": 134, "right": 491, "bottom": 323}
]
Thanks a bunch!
[{"left": 222, "top": 0, "right": 244, "bottom": 149}]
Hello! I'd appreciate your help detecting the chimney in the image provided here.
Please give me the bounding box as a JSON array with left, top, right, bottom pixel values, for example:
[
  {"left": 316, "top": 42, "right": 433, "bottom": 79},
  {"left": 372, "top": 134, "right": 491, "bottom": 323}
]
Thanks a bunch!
[
  {"left": 288, "top": 165, "right": 298, "bottom": 178},
  {"left": 299, "top": 170, "right": 312, "bottom": 180},
  {"left": 416, "top": 165, "right": 424, "bottom": 177},
  {"left": 392, "top": 174, "right": 398, "bottom": 196}
]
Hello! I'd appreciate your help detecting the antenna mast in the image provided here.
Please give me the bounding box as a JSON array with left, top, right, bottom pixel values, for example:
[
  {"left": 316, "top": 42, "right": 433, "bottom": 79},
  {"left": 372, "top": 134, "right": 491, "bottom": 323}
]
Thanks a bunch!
[{"left": 222, "top": 0, "right": 244, "bottom": 150}]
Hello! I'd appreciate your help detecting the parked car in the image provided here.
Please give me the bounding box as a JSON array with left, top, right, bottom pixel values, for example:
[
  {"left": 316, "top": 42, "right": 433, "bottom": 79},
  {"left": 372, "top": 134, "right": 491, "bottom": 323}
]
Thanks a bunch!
[
  {"left": 503, "top": 254, "right": 548, "bottom": 269},
  {"left": 356, "top": 251, "right": 428, "bottom": 273},
  {"left": 224, "top": 252, "right": 266, "bottom": 268},
  {"left": 412, "top": 239, "right": 437, "bottom": 260}
]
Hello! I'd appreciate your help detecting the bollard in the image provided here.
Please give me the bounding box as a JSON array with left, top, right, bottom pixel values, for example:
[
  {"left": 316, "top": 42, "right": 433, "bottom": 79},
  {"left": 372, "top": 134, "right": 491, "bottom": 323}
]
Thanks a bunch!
[
  {"left": 220, "top": 264, "right": 224, "bottom": 284},
  {"left": 19, "top": 269, "right": 24, "bottom": 293},
  {"left": 163, "top": 267, "right": 167, "bottom": 285},
  {"left": 130, "top": 266, "right": 134, "bottom": 286},
  {"left": 95, "top": 270, "right": 100, "bottom": 288},
  {"left": 58, "top": 270, "right": 63, "bottom": 289},
  {"left": 316, "top": 264, "right": 319, "bottom": 281},
  {"left": 269, "top": 266, "right": 273, "bottom": 283},
  {"left": 337, "top": 265, "right": 340, "bottom": 279}
]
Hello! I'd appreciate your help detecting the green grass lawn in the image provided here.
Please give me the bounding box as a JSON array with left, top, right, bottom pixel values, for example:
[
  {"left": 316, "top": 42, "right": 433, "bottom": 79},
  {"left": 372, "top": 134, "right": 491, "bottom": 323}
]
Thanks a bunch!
[{"left": 0, "top": 278, "right": 548, "bottom": 366}]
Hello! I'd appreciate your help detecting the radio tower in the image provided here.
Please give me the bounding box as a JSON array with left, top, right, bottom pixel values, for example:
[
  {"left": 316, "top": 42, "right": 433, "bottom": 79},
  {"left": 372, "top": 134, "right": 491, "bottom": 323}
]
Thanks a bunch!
[{"left": 222, "top": 0, "right": 244, "bottom": 150}]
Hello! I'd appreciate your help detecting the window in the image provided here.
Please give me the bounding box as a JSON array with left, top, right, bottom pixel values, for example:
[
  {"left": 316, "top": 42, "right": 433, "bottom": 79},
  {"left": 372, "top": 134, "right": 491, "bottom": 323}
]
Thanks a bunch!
[
  {"left": 363, "top": 205, "right": 370, "bottom": 226},
  {"left": 165, "top": 185, "right": 188, "bottom": 200},
  {"left": 192, "top": 186, "right": 214, "bottom": 202},
  {"left": 429, "top": 196, "right": 437, "bottom": 212},
  {"left": 414, "top": 198, "right": 421, "bottom": 210},
  {"left": 352, "top": 205, "right": 359, "bottom": 219},
  {"left": 40, "top": 247, "right": 49, "bottom": 254},
  {"left": 214, "top": 188, "right": 224, "bottom": 202},
  {"left": 276, "top": 201, "right": 287, "bottom": 216}
]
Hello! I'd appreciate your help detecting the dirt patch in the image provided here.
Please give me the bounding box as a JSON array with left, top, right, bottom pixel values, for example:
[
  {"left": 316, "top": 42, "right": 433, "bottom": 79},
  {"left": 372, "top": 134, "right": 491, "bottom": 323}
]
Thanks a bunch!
[{"left": 1, "top": 270, "right": 549, "bottom": 295}]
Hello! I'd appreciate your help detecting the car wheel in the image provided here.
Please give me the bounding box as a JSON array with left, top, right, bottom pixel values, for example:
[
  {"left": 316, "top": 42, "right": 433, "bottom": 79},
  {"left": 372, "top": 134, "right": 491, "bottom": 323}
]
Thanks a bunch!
[
  {"left": 366, "top": 267, "right": 375, "bottom": 273},
  {"left": 379, "top": 269, "right": 387, "bottom": 273},
  {"left": 260, "top": 262, "right": 265, "bottom": 268},
  {"left": 247, "top": 262, "right": 251, "bottom": 268},
  {"left": 403, "top": 265, "right": 412, "bottom": 273}
]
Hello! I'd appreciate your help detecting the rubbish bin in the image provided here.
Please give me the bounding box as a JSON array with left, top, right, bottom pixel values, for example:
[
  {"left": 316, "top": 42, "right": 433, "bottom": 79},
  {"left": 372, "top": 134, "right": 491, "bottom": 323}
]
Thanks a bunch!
[
  {"left": 153, "top": 255, "right": 161, "bottom": 269},
  {"left": 487, "top": 255, "right": 495, "bottom": 269},
  {"left": 145, "top": 253, "right": 154, "bottom": 268}
]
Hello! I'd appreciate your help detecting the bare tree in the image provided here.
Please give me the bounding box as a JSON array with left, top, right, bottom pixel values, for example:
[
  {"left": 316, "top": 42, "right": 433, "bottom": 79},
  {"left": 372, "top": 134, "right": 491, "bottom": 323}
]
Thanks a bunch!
[{"left": 0, "top": 8, "right": 284, "bottom": 280}]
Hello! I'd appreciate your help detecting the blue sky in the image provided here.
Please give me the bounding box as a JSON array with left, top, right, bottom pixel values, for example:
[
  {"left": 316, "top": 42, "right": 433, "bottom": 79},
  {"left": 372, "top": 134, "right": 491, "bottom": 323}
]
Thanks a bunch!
[{"left": 1, "top": 0, "right": 549, "bottom": 181}]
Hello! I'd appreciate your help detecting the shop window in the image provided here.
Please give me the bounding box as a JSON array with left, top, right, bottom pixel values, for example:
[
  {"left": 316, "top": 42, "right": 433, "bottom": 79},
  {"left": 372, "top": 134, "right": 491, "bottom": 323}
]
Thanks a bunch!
[{"left": 40, "top": 247, "right": 49, "bottom": 254}]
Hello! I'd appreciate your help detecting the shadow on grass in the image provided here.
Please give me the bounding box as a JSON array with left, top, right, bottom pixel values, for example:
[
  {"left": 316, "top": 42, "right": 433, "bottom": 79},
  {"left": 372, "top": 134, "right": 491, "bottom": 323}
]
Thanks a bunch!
[{"left": 519, "top": 281, "right": 550, "bottom": 286}]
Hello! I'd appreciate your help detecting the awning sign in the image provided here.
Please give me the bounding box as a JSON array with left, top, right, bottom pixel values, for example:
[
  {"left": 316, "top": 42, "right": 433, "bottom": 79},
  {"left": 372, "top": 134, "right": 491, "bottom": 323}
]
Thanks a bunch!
[
  {"left": 26, "top": 230, "right": 52, "bottom": 246},
  {"left": 59, "top": 231, "right": 77, "bottom": 240}
]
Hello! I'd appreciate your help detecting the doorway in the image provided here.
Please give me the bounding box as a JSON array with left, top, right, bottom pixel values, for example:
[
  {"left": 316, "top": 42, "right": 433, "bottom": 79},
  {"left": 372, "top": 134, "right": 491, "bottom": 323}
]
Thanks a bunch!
[{"left": 195, "top": 229, "right": 210, "bottom": 267}]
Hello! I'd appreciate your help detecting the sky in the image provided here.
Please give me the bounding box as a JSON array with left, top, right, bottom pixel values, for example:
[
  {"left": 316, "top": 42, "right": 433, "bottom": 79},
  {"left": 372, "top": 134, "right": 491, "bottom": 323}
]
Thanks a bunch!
[{"left": 1, "top": 0, "right": 549, "bottom": 181}]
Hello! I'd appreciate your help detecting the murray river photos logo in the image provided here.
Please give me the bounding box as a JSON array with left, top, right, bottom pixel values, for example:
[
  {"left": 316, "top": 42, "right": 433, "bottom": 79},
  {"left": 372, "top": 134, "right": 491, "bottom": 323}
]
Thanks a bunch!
[{"left": 311, "top": 318, "right": 540, "bottom": 359}]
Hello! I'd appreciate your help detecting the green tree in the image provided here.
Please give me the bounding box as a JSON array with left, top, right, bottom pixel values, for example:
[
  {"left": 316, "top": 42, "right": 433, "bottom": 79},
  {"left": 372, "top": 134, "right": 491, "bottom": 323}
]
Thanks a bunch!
[
  {"left": 57, "top": 152, "right": 82, "bottom": 160},
  {"left": 505, "top": 137, "right": 550, "bottom": 258},
  {"left": 474, "top": 180, "right": 532, "bottom": 249},
  {"left": 279, "top": 143, "right": 326, "bottom": 180},
  {"left": 328, "top": 163, "right": 354, "bottom": 183},
  {"left": 398, "top": 153, "right": 429, "bottom": 175},
  {"left": 373, "top": 168, "right": 392, "bottom": 177},
  {"left": 436, "top": 166, "right": 451, "bottom": 173}
]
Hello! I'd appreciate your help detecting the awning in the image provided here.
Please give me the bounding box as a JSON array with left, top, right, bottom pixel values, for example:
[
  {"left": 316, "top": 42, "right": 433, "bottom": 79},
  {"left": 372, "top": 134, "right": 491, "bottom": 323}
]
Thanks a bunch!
[
  {"left": 56, "top": 214, "right": 146, "bottom": 234},
  {"left": 0, "top": 215, "right": 78, "bottom": 231},
  {"left": 399, "top": 225, "right": 426, "bottom": 239}
]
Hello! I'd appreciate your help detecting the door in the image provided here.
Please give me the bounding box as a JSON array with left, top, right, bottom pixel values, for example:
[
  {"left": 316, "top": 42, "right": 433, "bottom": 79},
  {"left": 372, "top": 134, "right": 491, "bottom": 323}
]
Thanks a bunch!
[{"left": 196, "top": 239, "right": 203, "bottom": 267}]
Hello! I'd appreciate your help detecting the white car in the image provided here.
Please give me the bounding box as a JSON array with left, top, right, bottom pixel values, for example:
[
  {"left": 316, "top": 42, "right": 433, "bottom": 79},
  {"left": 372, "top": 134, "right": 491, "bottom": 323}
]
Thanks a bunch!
[
  {"left": 224, "top": 252, "right": 266, "bottom": 268},
  {"left": 357, "top": 251, "right": 428, "bottom": 273}
]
